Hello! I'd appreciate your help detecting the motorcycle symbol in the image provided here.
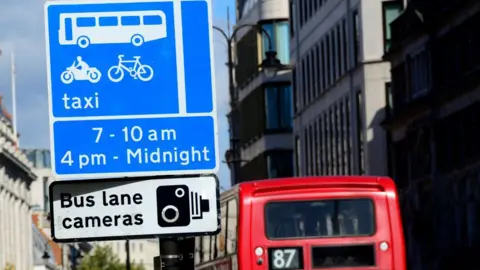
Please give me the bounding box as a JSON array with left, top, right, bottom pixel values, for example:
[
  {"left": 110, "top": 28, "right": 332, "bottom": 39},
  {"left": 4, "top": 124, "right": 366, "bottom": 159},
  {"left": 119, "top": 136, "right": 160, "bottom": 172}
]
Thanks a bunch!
[{"left": 60, "top": 57, "right": 102, "bottom": 84}]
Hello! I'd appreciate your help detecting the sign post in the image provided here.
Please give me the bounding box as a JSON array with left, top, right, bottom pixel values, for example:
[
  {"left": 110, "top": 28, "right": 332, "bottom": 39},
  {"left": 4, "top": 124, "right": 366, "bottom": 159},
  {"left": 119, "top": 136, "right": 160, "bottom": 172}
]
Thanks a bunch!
[{"left": 44, "top": 0, "right": 219, "bottom": 268}]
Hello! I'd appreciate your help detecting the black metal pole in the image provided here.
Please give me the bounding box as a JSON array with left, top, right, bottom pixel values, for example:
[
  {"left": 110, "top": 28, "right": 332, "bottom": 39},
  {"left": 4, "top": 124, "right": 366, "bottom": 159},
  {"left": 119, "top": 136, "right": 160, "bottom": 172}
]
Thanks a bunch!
[
  {"left": 126, "top": 240, "right": 131, "bottom": 270},
  {"left": 212, "top": 24, "right": 277, "bottom": 186},
  {"left": 158, "top": 237, "right": 195, "bottom": 270},
  {"left": 227, "top": 41, "right": 241, "bottom": 185}
]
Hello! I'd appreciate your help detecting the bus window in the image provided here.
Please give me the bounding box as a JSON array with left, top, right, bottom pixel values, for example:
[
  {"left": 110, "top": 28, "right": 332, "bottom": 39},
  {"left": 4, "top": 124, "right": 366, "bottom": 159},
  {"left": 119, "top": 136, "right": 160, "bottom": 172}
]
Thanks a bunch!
[
  {"left": 226, "top": 199, "right": 237, "bottom": 254},
  {"left": 76, "top": 17, "right": 95, "bottom": 27},
  {"left": 216, "top": 204, "right": 227, "bottom": 258},
  {"left": 265, "top": 198, "right": 375, "bottom": 239},
  {"left": 143, "top": 15, "right": 162, "bottom": 25},
  {"left": 201, "top": 236, "right": 210, "bottom": 263},
  {"left": 99, "top": 16, "right": 118, "bottom": 26},
  {"left": 210, "top": 236, "right": 216, "bottom": 260},
  {"left": 194, "top": 237, "right": 202, "bottom": 265},
  {"left": 121, "top": 16, "right": 140, "bottom": 26}
]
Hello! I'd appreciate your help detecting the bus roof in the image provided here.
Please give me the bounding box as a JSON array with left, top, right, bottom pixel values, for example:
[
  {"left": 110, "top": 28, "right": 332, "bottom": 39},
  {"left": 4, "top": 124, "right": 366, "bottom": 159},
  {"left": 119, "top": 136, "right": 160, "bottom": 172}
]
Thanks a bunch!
[{"left": 237, "top": 176, "right": 396, "bottom": 194}]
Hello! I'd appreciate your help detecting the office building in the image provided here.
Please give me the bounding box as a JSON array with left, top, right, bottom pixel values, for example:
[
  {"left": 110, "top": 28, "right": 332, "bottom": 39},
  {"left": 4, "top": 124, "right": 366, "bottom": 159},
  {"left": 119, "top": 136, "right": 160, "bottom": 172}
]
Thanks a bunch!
[
  {"left": 230, "top": 0, "right": 293, "bottom": 185},
  {"left": 290, "top": 0, "right": 403, "bottom": 176},
  {"left": 383, "top": 0, "right": 480, "bottom": 268}
]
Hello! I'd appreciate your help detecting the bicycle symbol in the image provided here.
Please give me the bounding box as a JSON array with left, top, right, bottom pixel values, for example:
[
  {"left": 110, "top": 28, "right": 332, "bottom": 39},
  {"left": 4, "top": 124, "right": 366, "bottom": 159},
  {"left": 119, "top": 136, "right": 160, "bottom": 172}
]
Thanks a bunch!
[{"left": 107, "top": 55, "right": 154, "bottom": 83}]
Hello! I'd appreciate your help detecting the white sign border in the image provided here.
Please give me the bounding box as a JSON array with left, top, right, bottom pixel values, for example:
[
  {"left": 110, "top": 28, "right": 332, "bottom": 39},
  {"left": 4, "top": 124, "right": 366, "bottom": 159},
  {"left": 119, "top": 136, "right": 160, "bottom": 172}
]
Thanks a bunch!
[
  {"left": 49, "top": 174, "right": 221, "bottom": 243},
  {"left": 44, "top": 0, "right": 220, "bottom": 180}
]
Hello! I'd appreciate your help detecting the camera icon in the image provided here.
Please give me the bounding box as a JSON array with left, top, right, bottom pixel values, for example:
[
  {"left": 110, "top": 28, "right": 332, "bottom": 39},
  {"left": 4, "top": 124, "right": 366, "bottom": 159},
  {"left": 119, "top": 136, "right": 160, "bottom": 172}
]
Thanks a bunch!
[{"left": 156, "top": 184, "right": 210, "bottom": 227}]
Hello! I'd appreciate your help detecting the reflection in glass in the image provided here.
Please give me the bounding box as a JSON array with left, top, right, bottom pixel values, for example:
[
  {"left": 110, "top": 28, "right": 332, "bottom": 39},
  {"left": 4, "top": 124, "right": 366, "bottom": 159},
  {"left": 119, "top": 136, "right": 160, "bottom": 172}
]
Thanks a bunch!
[{"left": 265, "top": 199, "right": 374, "bottom": 239}]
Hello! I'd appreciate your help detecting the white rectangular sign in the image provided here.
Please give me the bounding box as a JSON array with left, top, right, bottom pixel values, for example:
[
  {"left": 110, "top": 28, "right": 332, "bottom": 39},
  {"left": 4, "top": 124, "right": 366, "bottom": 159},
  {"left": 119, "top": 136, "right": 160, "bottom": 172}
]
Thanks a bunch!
[{"left": 50, "top": 175, "right": 220, "bottom": 242}]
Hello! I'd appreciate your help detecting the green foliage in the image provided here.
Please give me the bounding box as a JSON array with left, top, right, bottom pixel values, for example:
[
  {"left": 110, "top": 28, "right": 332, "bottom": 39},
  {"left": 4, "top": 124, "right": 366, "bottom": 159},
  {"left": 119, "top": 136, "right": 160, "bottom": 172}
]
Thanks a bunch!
[{"left": 78, "top": 245, "right": 145, "bottom": 270}]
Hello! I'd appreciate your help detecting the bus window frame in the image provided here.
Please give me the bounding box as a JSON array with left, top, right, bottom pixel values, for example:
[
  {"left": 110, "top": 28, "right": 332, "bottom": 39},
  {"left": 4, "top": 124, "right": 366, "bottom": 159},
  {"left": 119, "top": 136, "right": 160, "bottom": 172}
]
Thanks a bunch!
[
  {"left": 216, "top": 203, "right": 228, "bottom": 258},
  {"left": 263, "top": 197, "right": 377, "bottom": 240},
  {"left": 195, "top": 196, "right": 239, "bottom": 268},
  {"left": 194, "top": 234, "right": 202, "bottom": 265},
  {"left": 201, "top": 235, "right": 210, "bottom": 263},
  {"left": 226, "top": 198, "right": 238, "bottom": 255}
]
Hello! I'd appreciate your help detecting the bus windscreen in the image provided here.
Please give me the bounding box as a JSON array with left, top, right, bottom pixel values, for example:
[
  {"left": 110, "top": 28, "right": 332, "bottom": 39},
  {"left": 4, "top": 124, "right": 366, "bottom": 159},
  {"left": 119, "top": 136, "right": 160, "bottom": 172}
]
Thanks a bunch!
[{"left": 265, "top": 198, "right": 375, "bottom": 239}]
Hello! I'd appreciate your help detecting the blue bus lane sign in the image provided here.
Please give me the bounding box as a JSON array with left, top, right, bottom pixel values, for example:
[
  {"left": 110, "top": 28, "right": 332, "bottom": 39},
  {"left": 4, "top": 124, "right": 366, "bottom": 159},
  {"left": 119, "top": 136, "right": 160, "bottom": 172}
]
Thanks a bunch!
[{"left": 44, "top": 0, "right": 219, "bottom": 179}]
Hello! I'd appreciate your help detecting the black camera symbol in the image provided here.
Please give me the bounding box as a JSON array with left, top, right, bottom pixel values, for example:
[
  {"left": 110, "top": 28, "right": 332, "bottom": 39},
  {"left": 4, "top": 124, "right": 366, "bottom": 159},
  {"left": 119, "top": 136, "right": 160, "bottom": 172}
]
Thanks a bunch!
[{"left": 156, "top": 184, "right": 210, "bottom": 227}]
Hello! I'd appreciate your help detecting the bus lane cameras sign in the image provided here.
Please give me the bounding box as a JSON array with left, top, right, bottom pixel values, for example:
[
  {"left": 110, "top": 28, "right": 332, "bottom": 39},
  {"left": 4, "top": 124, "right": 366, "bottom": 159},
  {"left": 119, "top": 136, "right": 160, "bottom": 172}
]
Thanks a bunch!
[
  {"left": 44, "top": 0, "right": 219, "bottom": 180},
  {"left": 49, "top": 175, "right": 220, "bottom": 241}
]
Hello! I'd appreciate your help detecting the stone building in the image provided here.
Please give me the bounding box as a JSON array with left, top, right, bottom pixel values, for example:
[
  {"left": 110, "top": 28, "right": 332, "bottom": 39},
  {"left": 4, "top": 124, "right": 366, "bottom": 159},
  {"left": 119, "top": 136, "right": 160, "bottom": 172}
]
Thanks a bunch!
[
  {"left": 0, "top": 101, "right": 37, "bottom": 270},
  {"left": 290, "top": 0, "right": 403, "bottom": 176},
  {"left": 383, "top": 0, "right": 480, "bottom": 268},
  {"left": 24, "top": 148, "right": 93, "bottom": 270},
  {"left": 229, "top": 0, "right": 294, "bottom": 185}
]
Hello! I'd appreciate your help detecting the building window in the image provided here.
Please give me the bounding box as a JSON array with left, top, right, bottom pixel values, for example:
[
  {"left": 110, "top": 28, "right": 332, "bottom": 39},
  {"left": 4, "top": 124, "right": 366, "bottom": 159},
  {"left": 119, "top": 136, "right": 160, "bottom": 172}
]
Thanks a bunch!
[
  {"left": 346, "top": 96, "right": 352, "bottom": 174},
  {"left": 320, "top": 40, "right": 326, "bottom": 91},
  {"left": 407, "top": 49, "right": 430, "bottom": 99},
  {"left": 202, "top": 236, "right": 210, "bottom": 262},
  {"left": 292, "top": 66, "right": 298, "bottom": 113},
  {"left": 261, "top": 21, "right": 290, "bottom": 64},
  {"left": 326, "top": 33, "right": 332, "bottom": 85},
  {"left": 382, "top": 0, "right": 403, "bottom": 52},
  {"left": 306, "top": 52, "right": 312, "bottom": 104},
  {"left": 267, "top": 151, "right": 294, "bottom": 178},
  {"left": 216, "top": 204, "right": 227, "bottom": 258},
  {"left": 342, "top": 18, "right": 348, "bottom": 72},
  {"left": 309, "top": 50, "right": 315, "bottom": 102},
  {"left": 43, "top": 177, "right": 49, "bottom": 213},
  {"left": 325, "top": 112, "right": 331, "bottom": 174},
  {"left": 315, "top": 44, "right": 321, "bottom": 97},
  {"left": 340, "top": 99, "right": 347, "bottom": 174},
  {"left": 235, "top": 28, "right": 259, "bottom": 87},
  {"left": 306, "top": 125, "right": 315, "bottom": 175},
  {"left": 336, "top": 23, "right": 342, "bottom": 77},
  {"left": 318, "top": 116, "right": 325, "bottom": 174},
  {"left": 314, "top": 121, "right": 319, "bottom": 175},
  {"left": 226, "top": 199, "right": 238, "bottom": 254},
  {"left": 329, "top": 109, "right": 336, "bottom": 174},
  {"left": 295, "top": 136, "right": 301, "bottom": 176},
  {"left": 385, "top": 82, "right": 393, "bottom": 117},
  {"left": 289, "top": 0, "right": 295, "bottom": 37},
  {"left": 335, "top": 104, "right": 342, "bottom": 174},
  {"left": 195, "top": 237, "right": 202, "bottom": 264},
  {"left": 356, "top": 90, "right": 365, "bottom": 174},
  {"left": 265, "top": 85, "right": 293, "bottom": 130},
  {"left": 302, "top": 59, "right": 307, "bottom": 108},
  {"left": 44, "top": 150, "right": 51, "bottom": 168},
  {"left": 332, "top": 29, "right": 338, "bottom": 81},
  {"left": 299, "top": 0, "right": 304, "bottom": 27},
  {"left": 352, "top": 10, "right": 360, "bottom": 65}
]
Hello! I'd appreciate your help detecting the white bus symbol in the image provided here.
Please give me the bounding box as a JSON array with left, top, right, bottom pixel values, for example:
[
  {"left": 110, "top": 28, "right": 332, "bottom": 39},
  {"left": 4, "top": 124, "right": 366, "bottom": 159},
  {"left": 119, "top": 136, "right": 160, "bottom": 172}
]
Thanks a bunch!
[{"left": 58, "top": 10, "right": 167, "bottom": 48}]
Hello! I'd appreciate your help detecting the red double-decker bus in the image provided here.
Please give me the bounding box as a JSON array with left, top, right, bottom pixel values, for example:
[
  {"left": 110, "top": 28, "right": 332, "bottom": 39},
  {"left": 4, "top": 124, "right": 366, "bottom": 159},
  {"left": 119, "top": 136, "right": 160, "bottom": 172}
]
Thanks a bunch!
[{"left": 194, "top": 176, "right": 406, "bottom": 270}]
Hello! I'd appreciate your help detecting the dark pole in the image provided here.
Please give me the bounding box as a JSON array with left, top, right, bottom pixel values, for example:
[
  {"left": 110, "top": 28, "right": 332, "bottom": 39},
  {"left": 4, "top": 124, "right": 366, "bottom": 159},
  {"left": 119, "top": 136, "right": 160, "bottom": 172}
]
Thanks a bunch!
[
  {"left": 126, "top": 240, "right": 131, "bottom": 270},
  {"left": 158, "top": 237, "right": 195, "bottom": 270},
  {"left": 213, "top": 24, "right": 275, "bottom": 185},
  {"left": 226, "top": 38, "right": 241, "bottom": 185}
]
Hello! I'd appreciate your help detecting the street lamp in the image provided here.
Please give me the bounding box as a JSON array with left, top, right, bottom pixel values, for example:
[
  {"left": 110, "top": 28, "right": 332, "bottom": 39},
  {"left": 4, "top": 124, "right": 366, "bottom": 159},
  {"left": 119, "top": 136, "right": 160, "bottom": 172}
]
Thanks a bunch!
[
  {"left": 261, "top": 51, "right": 292, "bottom": 78},
  {"left": 213, "top": 23, "right": 288, "bottom": 184}
]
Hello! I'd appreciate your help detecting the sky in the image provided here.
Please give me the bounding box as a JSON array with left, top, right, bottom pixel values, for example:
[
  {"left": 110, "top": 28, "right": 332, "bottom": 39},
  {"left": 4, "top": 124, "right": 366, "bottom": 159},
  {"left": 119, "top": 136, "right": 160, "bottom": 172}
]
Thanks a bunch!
[{"left": 0, "top": 0, "right": 235, "bottom": 189}]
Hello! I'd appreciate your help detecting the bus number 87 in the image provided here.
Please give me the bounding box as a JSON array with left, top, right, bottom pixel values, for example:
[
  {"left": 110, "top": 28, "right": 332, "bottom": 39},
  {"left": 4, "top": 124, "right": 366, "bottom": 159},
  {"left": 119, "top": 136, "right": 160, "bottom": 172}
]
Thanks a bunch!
[{"left": 270, "top": 248, "right": 300, "bottom": 269}]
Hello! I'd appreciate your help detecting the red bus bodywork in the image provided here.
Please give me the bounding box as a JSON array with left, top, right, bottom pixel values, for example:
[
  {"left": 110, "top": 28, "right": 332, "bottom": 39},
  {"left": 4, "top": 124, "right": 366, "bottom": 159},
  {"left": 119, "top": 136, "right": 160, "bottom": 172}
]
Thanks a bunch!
[{"left": 195, "top": 176, "right": 406, "bottom": 270}]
